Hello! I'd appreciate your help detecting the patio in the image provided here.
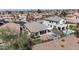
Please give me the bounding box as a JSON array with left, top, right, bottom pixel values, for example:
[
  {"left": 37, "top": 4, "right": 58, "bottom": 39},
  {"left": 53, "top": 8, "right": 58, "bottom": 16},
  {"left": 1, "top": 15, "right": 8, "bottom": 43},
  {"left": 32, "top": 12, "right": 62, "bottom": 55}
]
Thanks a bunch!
[{"left": 40, "top": 32, "right": 60, "bottom": 41}]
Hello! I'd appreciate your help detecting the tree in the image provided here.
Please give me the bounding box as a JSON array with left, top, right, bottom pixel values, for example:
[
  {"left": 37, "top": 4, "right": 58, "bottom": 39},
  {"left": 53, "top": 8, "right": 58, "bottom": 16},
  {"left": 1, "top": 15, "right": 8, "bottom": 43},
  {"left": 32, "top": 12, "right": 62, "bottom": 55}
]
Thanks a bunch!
[
  {"left": 77, "top": 23, "right": 79, "bottom": 28},
  {"left": 0, "top": 28, "right": 17, "bottom": 42},
  {"left": 60, "top": 10, "right": 67, "bottom": 17},
  {"left": 37, "top": 9, "right": 41, "bottom": 13},
  {"left": 19, "top": 11, "right": 24, "bottom": 14},
  {"left": 74, "top": 23, "right": 79, "bottom": 38},
  {"left": 0, "top": 27, "right": 32, "bottom": 50}
]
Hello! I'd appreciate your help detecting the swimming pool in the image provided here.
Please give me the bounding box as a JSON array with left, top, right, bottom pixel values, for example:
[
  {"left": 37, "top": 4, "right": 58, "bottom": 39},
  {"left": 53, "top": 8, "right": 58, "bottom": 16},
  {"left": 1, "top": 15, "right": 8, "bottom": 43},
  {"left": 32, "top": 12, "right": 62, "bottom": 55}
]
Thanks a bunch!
[
  {"left": 63, "top": 29, "right": 75, "bottom": 35},
  {"left": 48, "top": 29, "right": 75, "bottom": 40},
  {"left": 49, "top": 32, "right": 60, "bottom": 40}
]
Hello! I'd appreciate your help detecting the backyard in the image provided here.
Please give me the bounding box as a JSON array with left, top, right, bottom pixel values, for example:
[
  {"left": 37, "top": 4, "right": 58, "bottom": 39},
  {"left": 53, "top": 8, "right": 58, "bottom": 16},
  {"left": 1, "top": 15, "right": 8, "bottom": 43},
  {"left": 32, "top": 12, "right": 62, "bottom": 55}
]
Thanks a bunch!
[{"left": 32, "top": 34, "right": 79, "bottom": 50}]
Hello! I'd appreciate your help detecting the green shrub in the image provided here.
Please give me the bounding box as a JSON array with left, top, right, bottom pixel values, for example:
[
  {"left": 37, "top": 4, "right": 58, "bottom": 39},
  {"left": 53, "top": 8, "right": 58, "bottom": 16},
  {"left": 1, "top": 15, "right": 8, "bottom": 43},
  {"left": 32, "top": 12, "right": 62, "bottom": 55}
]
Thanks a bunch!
[
  {"left": 61, "top": 39, "right": 65, "bottom": 42},
  {"left": 0, "top": 27, "right": 31, "bottom": 50},
  {"left": 61, "top": 45, "right": 64, "bottom": 47},
  {"left": 32, "top": 38, "right": 43, "bottom": 45}
]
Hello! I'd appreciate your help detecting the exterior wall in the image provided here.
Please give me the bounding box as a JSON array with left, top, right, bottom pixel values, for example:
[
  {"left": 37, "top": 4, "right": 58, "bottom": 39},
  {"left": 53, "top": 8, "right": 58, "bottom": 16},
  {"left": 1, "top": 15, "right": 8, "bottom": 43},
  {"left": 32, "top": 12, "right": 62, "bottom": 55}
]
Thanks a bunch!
[
  {"left": 56, "top": 25, "right": 66, "bottom": 31},
  {"left": 29, "top": 30, "right": 50, "bottom": 37},
  {"left": 42, "top": 20, "right": 67, "bottom": 31},
  {"left": 42, "top": 20, "right": 56, "bottom": 29},
  {"left": 24, "top": 26, "right": 49, "bottom": 37}
]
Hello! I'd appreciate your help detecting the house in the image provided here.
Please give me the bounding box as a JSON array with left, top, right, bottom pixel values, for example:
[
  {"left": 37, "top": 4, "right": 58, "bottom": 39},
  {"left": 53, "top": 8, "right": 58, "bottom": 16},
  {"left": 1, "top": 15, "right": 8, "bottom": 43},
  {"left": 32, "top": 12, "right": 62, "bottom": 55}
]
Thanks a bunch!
[
  {"left": 66, "top": 10, "right": 76, "bottom": 20},
  {"left": 0, "top": 17, "right": 9, "bottom": 25},
  {"left": 66, "top": 18, "right": 79, "bottom": 24},
  {"left": 42, "top": 16, "right": 66, "bottom": 31},
  {"left": 0, "top": 23, "right": 20, "bottom": 32},
  {"left": 65, "top": 10, "right": 79, "bottom": 20},
  {"left": 14, "top": 21, "right": 27, "bottom": 26},
  {"left": 24, "top": 22, "right": 51, "bottom": 37},
  {"left": 0, "top": 18, "right": 5, "bottom": 25}
]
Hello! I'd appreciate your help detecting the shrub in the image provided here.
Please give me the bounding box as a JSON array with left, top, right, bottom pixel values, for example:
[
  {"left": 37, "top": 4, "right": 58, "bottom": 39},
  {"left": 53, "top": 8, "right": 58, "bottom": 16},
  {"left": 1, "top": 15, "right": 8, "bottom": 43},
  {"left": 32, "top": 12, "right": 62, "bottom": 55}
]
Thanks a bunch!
[
  {"left": 61, "top": 39, "right": 65, "bottom": 42},
  {"left": 0, "top": 27, "right": 31, "bottom": 50},
  {"left": 77, "top": 42, "right": 79, "bottom": 44},
  {"left": 75, "top": 29, "right": 79, "bottom": 38},
  {"left": 61, "top": 45, "right": 64, "bottom": 47},
  {"left": 32, "top": 38, "right": 43, "bottom": 45}
]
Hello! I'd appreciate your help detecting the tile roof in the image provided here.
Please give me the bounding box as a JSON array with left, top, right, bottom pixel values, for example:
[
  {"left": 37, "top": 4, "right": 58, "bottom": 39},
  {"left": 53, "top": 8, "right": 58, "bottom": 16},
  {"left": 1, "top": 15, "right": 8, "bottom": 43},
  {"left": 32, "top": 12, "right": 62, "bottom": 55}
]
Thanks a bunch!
[
  {"left": 45, "top": 16, "right": 62, "bottom": 22},
  {"left": 24, "top": 22, "right": 49, "bottom": 33}
]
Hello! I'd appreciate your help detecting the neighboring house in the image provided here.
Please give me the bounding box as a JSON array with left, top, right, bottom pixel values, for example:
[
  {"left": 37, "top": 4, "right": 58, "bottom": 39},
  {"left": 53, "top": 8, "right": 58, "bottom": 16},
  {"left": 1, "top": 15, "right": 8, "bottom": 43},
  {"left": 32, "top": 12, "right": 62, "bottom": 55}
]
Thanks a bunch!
[
  {"left": 65, "top": 10, "right": 76, "bottom": 20},
  {"left": 0, "top": 23, "right": 20, "bottom": 32},
  {"left": 0, "top": 19, "right": 5, "bottom": 25},
  {"left": 14, "top": 21, "right": 27, "bottom": 26},
  {"left": 42, "top": 16, "right": 66, "bottom": 31},
  {"left": 65, "top": 10, "right": 79, "bottom": 20},
  {"left": 0, "top": 17, "right": 9, "bottom": 25},
  {"left": 24, "top": 22, "right": 51, "bottom": 37},
  {"left": 66, "top": 18, "right": 79, "bottom": 24},
  {"left": 19, "top": 14, "right": 27, "bottom": 21},
  {"left": 1, "top": 14, "right": 14, "bottom": 22}
]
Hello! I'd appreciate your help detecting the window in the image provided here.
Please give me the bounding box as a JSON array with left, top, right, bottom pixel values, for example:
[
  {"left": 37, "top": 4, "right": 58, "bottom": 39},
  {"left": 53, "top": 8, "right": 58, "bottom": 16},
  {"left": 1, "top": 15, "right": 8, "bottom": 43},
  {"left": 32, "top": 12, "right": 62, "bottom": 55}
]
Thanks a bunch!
[
  {"left": 62, "top": 27, "right": 65, "bottom": 30},
  {"left": 40, "top": 22, "right": 43, "bottom": 24},
  {"left": 58, "top": 27, "right": 60, "bottom": 30},
  {"left": 48, "top": 30, "right": 51, "bottom": 32},
  {"left": 49, "top": 21, "right": 51, "bottom": 23},
  {"left": 48, "top": 24, "right": 49, "bottom": 26},
  {"left": 50, "top": 25, "right": 52, "bottom": 27},
  {"left": 52, "top": 21, "right": 53, "bottom": 23},
  {"left": 40, "top": 30, "right": 46, "bottom": 35},
  {"left": 35, "top": 32, "right": 38, "bottom": 36}
]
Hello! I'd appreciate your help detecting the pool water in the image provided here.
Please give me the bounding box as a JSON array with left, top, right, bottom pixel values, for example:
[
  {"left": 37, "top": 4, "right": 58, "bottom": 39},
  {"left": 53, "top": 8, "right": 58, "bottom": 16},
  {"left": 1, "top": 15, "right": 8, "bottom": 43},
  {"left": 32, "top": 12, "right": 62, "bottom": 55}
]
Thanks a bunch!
[
  {"left": 49, "top": 33, "right": 60, "bottom": 40},
  {"left": 63, "top": 29, "right": 75, "bottom": 35},
  {"left": 48, "top": 29, "right": 75, "bottom": 40}
]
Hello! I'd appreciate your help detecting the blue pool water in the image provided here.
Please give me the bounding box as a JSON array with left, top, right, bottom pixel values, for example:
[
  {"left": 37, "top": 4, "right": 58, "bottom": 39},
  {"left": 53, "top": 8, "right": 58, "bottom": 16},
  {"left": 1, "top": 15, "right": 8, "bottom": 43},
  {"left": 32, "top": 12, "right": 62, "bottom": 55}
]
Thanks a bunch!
[
  {"left": 49, "top": 32, "right": 60, "bottom": 40},
  {"left": 48, "top": 29, "right": 75, "bottom": 40},
  {"left": 63, "top": 29, "right": 75, "bottom": 35}
]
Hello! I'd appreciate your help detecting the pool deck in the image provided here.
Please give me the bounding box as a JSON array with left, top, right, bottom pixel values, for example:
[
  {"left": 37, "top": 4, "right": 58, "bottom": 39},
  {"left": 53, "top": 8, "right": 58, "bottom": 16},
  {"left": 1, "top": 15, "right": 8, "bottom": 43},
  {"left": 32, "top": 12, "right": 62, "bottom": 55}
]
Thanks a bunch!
[{"left": 32, "top": 34, "right": 79, "bottom": 50}]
